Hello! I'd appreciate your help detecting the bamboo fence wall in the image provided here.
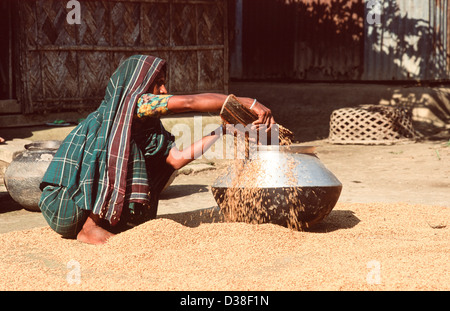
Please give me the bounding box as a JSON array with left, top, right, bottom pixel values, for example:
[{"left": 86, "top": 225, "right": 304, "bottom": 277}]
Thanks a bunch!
[{"left": 15, "top": 0, "right": 228, "bottom": 114}]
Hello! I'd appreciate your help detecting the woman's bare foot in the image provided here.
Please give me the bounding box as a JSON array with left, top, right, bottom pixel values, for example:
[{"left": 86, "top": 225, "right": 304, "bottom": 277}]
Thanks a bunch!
[
  {"left": 77, "top": 213, "right": 115, "bottom": 245},
  {"left": 0, "top": 137, "right": 5, "bottom": 143}
]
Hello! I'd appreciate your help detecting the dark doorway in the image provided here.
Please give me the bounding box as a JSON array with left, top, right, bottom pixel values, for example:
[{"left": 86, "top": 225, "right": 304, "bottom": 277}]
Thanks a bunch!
[{"left": 0, "top": 0, "right": 15, "bottom": 100}]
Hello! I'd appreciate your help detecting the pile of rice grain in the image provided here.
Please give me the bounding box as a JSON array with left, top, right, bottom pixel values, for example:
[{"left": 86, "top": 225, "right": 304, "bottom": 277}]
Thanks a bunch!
[{"left": 0, "top": 202, "right": 448, "bottom": 290}]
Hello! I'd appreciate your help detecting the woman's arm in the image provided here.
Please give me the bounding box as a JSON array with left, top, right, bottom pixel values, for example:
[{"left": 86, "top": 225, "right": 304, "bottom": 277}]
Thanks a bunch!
[
  {"left": 167, "top": 93, "right": 226, "bottom": 113},
  {"left": 165, "top": 93, "right": 276, "bottom": 170},
  {"left": 167, "top": 93, "right": 276, "bottom": 130},
  {"left": 165, "top": 126, "right": 224, "bottom": 170}
]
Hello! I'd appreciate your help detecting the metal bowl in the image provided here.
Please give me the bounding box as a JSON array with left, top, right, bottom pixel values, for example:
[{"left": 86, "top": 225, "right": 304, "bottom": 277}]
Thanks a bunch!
[{"left": 211, "top": 145, "right": 342, "bottom": 229}]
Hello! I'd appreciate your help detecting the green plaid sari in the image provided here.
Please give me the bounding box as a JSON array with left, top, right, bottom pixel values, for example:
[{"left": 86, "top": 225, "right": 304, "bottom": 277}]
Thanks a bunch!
[{"left": 39, "top": 55, "right": 175, "bottom": 237}]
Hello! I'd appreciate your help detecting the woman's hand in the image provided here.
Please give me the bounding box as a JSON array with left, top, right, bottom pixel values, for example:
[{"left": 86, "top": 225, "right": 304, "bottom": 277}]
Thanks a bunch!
[{"left": 249, "top": 101, "right": 276, "bottom": 132}]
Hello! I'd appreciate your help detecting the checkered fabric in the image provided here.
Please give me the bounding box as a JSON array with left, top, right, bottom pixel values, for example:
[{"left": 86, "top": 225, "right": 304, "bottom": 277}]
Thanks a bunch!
[{"left": 40, "top": 55, "right": 174, "bottom": 227}]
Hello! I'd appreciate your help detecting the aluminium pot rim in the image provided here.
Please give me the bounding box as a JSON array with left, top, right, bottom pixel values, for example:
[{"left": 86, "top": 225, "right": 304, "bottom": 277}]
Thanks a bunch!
[{"left": 256, "top": 145, "right": 316, "bottom": 154}]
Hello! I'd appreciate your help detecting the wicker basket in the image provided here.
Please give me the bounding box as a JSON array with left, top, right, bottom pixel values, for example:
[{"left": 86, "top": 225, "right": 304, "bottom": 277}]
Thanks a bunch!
[{"left": 328, "top": 105, "right": 417, "bottom": 145}]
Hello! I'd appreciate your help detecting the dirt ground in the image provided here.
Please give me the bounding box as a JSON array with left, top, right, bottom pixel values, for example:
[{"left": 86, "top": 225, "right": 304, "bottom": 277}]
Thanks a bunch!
[
  {"left": 0, "top": 82, "right": 449, "bottom": 291},
  {"left": 2, "top": 139, "right": 449, "bottom": 233}
]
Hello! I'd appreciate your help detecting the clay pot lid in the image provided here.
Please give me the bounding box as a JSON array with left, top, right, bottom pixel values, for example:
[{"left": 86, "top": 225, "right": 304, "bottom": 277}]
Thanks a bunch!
[{"left": 24, "top": 140, "right": 62, "bottom": 151}]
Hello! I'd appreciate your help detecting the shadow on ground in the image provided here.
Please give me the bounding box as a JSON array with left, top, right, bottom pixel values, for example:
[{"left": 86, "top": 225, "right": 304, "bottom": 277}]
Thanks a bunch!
[
  {"left": 0, "top": 192, "right": 23, "bottom": 213},
  {"left": 159, "top": 206, "right": 360, "bottom": 233},
  {"left": 159, "top": 184, "right": 210, "bottom": 200},
  {"left": 158, "top": 206, "right": 224, "bottom": 228},
  {"left": 307, "top": 210, "right": 360, "bottom": 233}
]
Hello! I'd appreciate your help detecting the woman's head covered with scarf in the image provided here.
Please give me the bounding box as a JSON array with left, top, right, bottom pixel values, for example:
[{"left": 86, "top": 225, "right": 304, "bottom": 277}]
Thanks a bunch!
[{"left": 41, "top": 55, "right": 167, "bottom": 225}]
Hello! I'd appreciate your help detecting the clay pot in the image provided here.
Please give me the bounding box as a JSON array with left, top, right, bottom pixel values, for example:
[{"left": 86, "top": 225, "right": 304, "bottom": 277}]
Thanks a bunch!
[
  {"left": 211, "top": 145, "right": 342, "bottom": 229},
  {"left": 4, "top": 140, "right": 61, "bottom": 212}
]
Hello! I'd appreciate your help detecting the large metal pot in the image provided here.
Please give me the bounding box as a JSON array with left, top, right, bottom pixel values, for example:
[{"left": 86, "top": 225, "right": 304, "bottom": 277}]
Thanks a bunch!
[
  {"left": 4, "top": 140, "right": 61, "bottom": 212},
  {"left": 211, "top": 145, "right": 342, "bottom": 229}
]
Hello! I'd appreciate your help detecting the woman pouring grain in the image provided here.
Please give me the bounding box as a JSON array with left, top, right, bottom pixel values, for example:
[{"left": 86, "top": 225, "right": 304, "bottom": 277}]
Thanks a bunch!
[{"left": 38, "top": 55, "right": 276, "bottom": 245}]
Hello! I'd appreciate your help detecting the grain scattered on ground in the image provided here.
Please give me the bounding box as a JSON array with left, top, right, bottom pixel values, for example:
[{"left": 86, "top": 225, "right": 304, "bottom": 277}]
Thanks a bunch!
[{"left": 0, "top": 202, "right": 448, "bottom": 290}]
